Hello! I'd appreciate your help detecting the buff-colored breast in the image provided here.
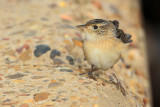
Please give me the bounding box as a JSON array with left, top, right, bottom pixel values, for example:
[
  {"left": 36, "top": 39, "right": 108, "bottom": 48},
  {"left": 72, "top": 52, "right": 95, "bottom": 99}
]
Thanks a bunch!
[{"left": 83, "top": 38, "right": 127, "bottom": 70}]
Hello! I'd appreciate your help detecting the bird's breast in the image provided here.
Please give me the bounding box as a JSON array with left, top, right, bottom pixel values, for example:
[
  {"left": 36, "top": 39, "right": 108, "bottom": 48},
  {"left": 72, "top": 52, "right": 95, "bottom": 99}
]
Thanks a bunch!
[{"left": 83, "top": 38, "right": 127, "bottom": 70}]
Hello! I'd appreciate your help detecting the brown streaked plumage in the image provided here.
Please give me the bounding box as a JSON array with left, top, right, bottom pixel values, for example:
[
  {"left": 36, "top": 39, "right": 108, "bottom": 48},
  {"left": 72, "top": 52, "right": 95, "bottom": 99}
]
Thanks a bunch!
[{"left": 77, "top": 19, "right": 133, "bottom": 96}]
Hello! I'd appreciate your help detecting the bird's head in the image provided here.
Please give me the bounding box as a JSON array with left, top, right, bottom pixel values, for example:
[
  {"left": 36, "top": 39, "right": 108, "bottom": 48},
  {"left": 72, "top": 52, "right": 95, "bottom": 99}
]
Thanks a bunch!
[{"left": 77, "top": 19, "right": 119, "bottom": 40}]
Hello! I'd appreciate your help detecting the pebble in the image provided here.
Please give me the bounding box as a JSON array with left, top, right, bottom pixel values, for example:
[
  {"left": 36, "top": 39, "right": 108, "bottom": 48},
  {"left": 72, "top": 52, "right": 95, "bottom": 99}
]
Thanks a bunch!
[
  {"left": 41, "top": 17, "right": 49, "bottom": 21},
  {"left": 31, "top": 76, "right": 44, "bottom": 79},
  {"left": 66, "top": 56, "right": 74, "bottom": 65},
  {"left": 3, "top": 99, "right": 11, "bottom": 102},
  {"left": 59, "top": 79, "right": 66, "bottom": 82},
  {"left": 19, "top": 48, "right": 32, "bottom": 61},
  {"left": 53, "top": 58, "right": 64, "bottom": 64},
  {"left": 50, "top": 49, "right": 61, "bottom": 59},
  {"left": 34, "top": 44, "right": 51, "bottom": 57},
  {"left": 24, "top": 31, "right": 36, "bottom": 36},
  {"left": 125, "top": 65, "right": 131, "bottom": 69},
  {"left": 3, "top": 91, "right": 16, "bottom": 94},
  {"left": 59, "top": 69, "right": 73, "bottom": 72},
  {"left": 34, "top": 92, "right": 50, "bottom": 102},
  {"left": 48, "top": 82, "right": 62, "bottom": 88},
  {"left": 6, "top": 73, "right": 25, "bottom": 79},
  {"left": 52, "top": 96, "right": 59, "bottom": 101},
  {"left": 61, "top": 98, "right": 68, "bottom": 101}
]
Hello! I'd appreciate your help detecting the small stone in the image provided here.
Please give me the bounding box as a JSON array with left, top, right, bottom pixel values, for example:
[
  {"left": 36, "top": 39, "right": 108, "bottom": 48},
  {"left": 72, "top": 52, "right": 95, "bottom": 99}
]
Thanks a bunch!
[
  {"left": 50, "top": 49, "right": 61, "bottom": 59},
  {"left": 2, "top": 38, "right": 10, "bottom": 40},
  {"left": 58, "top": 90, "right": 66, "bottom": 94},
  {"left": 24, "top": 31, "right": 36, "bottom": 36},
  {"left": 52, "top": 96, "right": 59, "bottom": 101},
  {"left": 48, "top": 82, "right": 62, "bottom": 88},
  {"left": 53, "top": 58, "right": 64, "bottom": 64},
  {"left": 34, "top": 44, "right": 50, "bottom": 57},
  {"left": 59, "top": 79, "right": 66, "bottom": 82},
  {"left": 31, "top": 76, "right": 44, "bottom": 79},
  {"left": 23, "top": 44, "right": 30, "bottom": 50},
  {"left": 72, "top": 38, "right": 82, "bottom": 47},
  {"left": 82, "top": 82, "right": 92, "bottom": 85},
  {"left": 34, "top": 92, "right": 50, "bottom": 102},
  {"left": 48, "top": 3, "right": 57, "bottom": 8},
  {"left": 0, "top": 77, "right": 2, "bottom": 80},
  {"left": 16, "top": 47, "right": 23, "bottom": 53},
  {"left": 59, "top": 69, "right": 73, "bottom": 72},
  {"left": 3, "top": 91, "right": 16, "bottom": 94},
  {"left": 125, "top": 65, "right": 131, "bottom": 69},
  {"left": 6, "top": 73, "right": 25, "bottom": 79},
  {"left": 66, "top": 56, "right": 74, "bottom": 65},
  {"left": 61, "top": 98, "right": 68, "bottom": 101},
  {"left": 2, "top": 101, "right": 19, "bottom": 105},
  {"left": 41, "top": 17, "right": 49, "bottom": 21},
  {"left": 60, "top": 14, "right": 73, "bottom": 21},
  {"left": 19, "top": 49, "right": 32, "bottom": 61},
  {"left": 3, "top": 99, "right": 11, "bottom": 102}
]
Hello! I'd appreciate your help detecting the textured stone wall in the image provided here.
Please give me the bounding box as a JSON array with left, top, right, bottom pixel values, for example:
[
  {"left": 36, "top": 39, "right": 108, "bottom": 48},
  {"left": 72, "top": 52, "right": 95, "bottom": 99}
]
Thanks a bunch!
[{"left": 0, "top": 0, "right": 151, "bottom": 107}]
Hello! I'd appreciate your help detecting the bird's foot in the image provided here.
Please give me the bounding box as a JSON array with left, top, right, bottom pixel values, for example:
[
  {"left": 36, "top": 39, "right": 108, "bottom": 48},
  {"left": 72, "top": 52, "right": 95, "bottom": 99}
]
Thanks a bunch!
[
  {"left": 112, "top": 73, "right": 127, "bottom": 96},
  {"left": 115, "top": 80, "right": 126, "bottom": 96},
  {"left": 88, "top": 72, "right": 96, "bottom": 80}
]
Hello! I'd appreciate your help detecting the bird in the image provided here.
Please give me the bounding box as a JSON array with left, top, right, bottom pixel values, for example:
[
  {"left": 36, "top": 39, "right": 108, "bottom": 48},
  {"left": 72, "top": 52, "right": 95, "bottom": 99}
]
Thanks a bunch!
[{"left": 76, "top": 19, "right": 132, "bottom": 96}]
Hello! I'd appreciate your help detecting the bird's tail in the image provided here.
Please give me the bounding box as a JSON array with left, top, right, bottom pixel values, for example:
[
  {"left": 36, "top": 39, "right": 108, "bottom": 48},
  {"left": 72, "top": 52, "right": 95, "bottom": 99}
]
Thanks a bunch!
[{"left": 116, "top": 29, "right": 133, "bottom": 44}]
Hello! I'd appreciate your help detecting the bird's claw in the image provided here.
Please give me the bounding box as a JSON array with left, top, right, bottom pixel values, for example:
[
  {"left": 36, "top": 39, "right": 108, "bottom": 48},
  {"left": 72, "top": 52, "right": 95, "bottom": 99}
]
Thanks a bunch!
[
  {"left": 115, "top": 81, "right": 126, "bottom": 96},
  {"left": 88, "top": 72, "right": 96, "bottom": 80}
]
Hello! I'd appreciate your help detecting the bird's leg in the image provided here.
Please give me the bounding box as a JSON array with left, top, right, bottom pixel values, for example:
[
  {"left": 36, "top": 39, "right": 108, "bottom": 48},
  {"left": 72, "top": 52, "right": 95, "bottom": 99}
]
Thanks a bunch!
[
  {"left": 111, "top": 67, "right": 126, "bottom": 96},
  {"left": 88, "top": 65, "right": 97, "bottom": 80}
]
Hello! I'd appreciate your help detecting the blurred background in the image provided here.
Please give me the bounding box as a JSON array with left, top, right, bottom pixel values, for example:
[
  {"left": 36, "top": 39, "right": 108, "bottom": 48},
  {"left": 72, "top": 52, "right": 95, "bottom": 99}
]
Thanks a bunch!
[{"left": 141, "top": 0, "right": 160, "bottom": 106}]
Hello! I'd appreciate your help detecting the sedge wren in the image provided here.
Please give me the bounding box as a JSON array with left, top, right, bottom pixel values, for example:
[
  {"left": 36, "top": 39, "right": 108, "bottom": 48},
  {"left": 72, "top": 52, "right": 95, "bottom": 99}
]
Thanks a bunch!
[{"left": 77, "top": 19, "right": 132, "bottom": 96}]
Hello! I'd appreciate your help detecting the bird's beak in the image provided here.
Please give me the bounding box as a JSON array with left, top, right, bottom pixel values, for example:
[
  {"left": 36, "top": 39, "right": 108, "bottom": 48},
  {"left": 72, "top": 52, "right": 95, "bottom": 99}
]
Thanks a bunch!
[{"left": 76, "top": 25, "right": 87, "bottom": 29}]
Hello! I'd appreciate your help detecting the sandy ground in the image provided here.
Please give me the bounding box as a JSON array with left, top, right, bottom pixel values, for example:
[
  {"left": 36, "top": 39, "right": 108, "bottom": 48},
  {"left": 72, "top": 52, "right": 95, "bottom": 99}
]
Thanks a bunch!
[{"left": 0, "top": 0, "right": 151, "bottom": 107}]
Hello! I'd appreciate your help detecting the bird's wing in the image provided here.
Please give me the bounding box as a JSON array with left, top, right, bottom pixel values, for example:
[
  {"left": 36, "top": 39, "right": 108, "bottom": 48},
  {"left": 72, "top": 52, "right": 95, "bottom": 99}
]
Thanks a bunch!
[{"left": 111, "top": 20, "right": 132, "bottom": 44}]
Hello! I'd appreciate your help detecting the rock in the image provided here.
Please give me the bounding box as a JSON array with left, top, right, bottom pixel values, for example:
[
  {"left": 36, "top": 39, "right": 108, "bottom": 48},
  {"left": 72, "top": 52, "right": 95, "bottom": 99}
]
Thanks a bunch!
[
  {"left": 34, "top": 92, "right": 50, "bottom": 102},
  {"left": 24, "top": 31, "right": 36, "bottom": 36},
  {"left": 66, "top": 56, "right": 74, "bottom": 65},
  {"left": 50, "top": 49, "right": 61, "bottom": 59},
  {"left": 60, "top": 14, "right": 73, "bottom": 21},
  {"left": 59, "top": 69, "right": 73, "bottom": 72},
  {"left": 61, "top": 98, "right": 68, "bottom": 101},
  {"left": 34, "top": 44, "right": 50, "bottom": 57},
  {"left": 3, "top": 99, "right": 11, "bottom": 102},
  {"left": 6, "top": 73, "right": 25, "bottom": 79},
  {"left": 0, "top": 77, "right": 2, "bottom": 80},
  {"left": 58, "top": 79, "right": 66, "bottom": 82},
  {"left": 52, "top": 96, "right": 59, "bottom": 101},
  {"left": 48, "top": 82, "right": 62, "bottom": 88},
  {"left": 3, "top": 91, "right": 16, "bottom": 94},
  {"left": 19, "top": 48, "right": 32, "bottom": 61},
  {"left": 31, "top": 76, "right": 44, "bottom": 79},
  {"left": 53, "top": 58, "right": 64, "bottom": 64},
  {"left": 41, "top": 17, "right": 49, "bottom": 21}
]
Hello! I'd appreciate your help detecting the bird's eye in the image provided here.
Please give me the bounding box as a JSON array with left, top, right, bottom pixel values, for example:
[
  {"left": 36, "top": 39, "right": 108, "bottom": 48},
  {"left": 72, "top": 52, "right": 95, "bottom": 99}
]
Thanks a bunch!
[{"left": 93, "top": 25, "right": 98, "bottom": 29}]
